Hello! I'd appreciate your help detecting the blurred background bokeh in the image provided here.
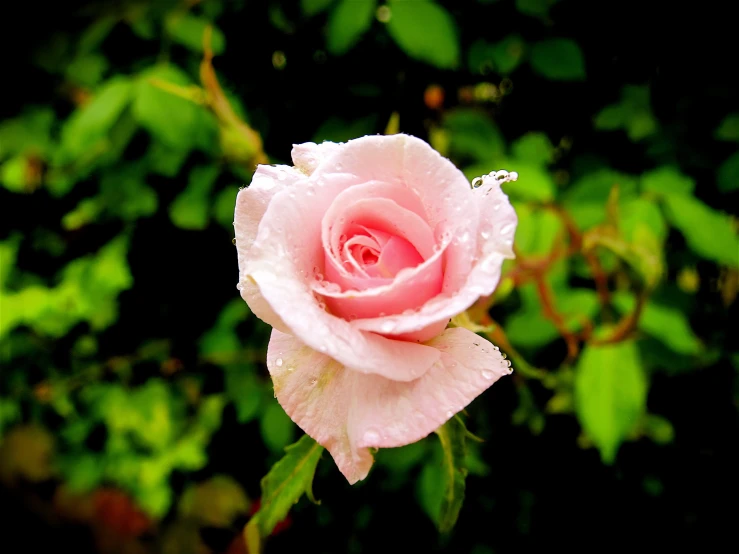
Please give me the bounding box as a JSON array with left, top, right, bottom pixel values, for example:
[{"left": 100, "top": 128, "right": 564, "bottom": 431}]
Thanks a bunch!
[{"left": 1, "top": 0, "right": 737, "bottom": 552}]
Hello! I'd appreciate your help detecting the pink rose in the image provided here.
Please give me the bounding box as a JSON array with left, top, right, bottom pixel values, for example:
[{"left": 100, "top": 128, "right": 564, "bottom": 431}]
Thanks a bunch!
[{"left": 234, "top": 134, "right": 517, "bottom": 483}]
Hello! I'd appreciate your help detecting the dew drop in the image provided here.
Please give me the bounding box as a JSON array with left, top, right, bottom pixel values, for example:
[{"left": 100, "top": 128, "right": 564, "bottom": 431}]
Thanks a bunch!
[
  {"left": 309, "top": 377, "right": 318, "bottom": 386},
  {"left": 381, "top": 321, "right": 396, "bottom": 333},
  {"left": 471, "top": 176, "right": 483, "bottom": 188},
  {"left": 236, "top": 283, "right": 242, "bottom": 290},
  {"left": 459, "top": 231, "right": 470, "bottom": 243},
  {"left": 446, "top": 410, "right": 454, "bottom": 418},
  {"left": 492, "top": 345, "right": 500, "bottom": 351},
  {"left": 482, "top": 370, "right": 495, "bottom": 380},
  {"left": 319, "top": 346, "right": 327, "bottom": 353},
  {"left": 276, "top": 358, "right": 283, "bottom": 367},
  {"left": 473, "top": 342, "right": 480, "bottom": 347},
  {"left": 481, "top": 231, "right": 490, "bottom": 239},
  {"left": 502, "top": 352, "right": 508, "bottom": 359},
  {"left": 232, "top": 238, "right": 237, "bottom": 245},
  {"left": 500, "top": 223, "right": 514, "bottom": 235},
  {"left": 287, "top": 366, "right": 295, "bottom": 372}
]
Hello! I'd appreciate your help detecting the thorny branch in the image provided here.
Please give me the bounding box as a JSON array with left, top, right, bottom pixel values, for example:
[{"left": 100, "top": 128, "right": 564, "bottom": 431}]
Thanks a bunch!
[{"left": 475, "top": 197, "right": 650, "bottom": 371}]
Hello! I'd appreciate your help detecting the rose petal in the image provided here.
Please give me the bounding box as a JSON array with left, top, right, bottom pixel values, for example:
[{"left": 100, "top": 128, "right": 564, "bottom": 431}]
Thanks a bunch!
[
  {"left": 314, "top": 134, "right": 481, "bottom": 292},
  {"left": 234, "top": 164, "right": 305, "bottom": 332},
  {"left": 370, "top": 235, "right": 424, "bottom": 278},
  {"left": 318, "top": 239, "right": 445, "bottom": 322},
  {"left": 267, "top": 327, "right": 511, "bottom": 484},
  {"left": 245, "top": 172, "right": 441, "bottom": 382},
  {"left": 350, "top": 177, "right": 517, "bottom": 337},
  {"left": 291, "top": 141, "right": 342, "bottom": 175}
]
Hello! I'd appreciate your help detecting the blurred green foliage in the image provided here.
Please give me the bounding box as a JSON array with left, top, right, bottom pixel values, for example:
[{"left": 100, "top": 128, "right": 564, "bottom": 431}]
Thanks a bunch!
[{"left": 1, "top": 0, "right": 737, "bottom": 552}]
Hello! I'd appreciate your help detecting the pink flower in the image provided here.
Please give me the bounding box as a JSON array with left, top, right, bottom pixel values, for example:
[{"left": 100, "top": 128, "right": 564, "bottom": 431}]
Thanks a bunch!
[{"left": 234, "top": 134, "right": 517, "bottom": 483}]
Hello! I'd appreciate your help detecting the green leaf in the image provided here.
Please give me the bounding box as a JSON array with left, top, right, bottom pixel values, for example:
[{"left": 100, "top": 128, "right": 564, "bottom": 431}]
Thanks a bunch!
[
  {"left": 326, "top": 0, "right": 376, "bottom": 55},
  {"left": 0, "top": 107, "right": 55, "bottom": 160},
  {"left": 260, "top": 403, "right": 297, "bottom": 453},
  {"left": 641, "top": 166, "right": 695, "bottom": 196},
  {"left": 715, "top": 113, "right": 739, "bottom": 142},
  {"left": 443, "top": 108, "right": 505, "bottom": 163},
  {"left": 491, "top": 34, "right": 526, "bottom": 74},
  {"left": 435, "top": 416, "right": 468, "bottom": 533},
  {"left": 133, "top": 65, "right": 218, "bottom": 152},
  {"left": 213, "top": 186, "right": 239, "bottom": 228},
  {"left": 662, "top": 194, "right": 739, "bottom": 267},
  {"left": 511, "top": 132, "right": 554, "bottom": 166},
  {"left": 501, "top": 162, "right": 556, "bottom": 202},
  {"left": 55, "top": 77, "right": 133, "bottom": 168},
  {"left": 225, "top": 366, "right": 262, "bottom": 423},
  {"left": 0, "top": 156, "right": 32, "bottom": 193},
  {"left": 513, "top": 205, "right": 563, "bottom": 256},
  {"left": 515, "top": 0, "right": 557, "bottom": 19},
  {"left": 530, "top": 38, "right": 585, "bottom": 81},
  {"left": 387, "top": 0, "right": 460, "bottom": 69},
  {"left": 301, "top": 0, "right": 335, "bottom": 16},
  {"left": 613, "top": 293, "right": 702, "bottom": 355},
  {"left": 594, "top": 85, "right": 657, "bottom": 141},
  {"left": 78, "top": 16, "right": 117, "bottom": 54},
  {"left": 620, "top": 197, "right": 668, "bottom": 243},
  {"left": 0, "top": 235, "right": 20, "bottom": 288},
  {"left": 644, "top": 414, "right": 675, "bottom": 444},
  {"left": 179, "top": 475, "right": 250, "bottom": 527},
  {"left": 65, "top": 53, "right": 109, "bottom": 86},
  {"left": 165, "top": 13, "right": 225, "bottom": 54},
  {"left": 248, "top": 434, "right": 324, "bottom": 543},
  {"left": 100, "top": 169, "right": 158, "bottom": 221},
  {"left": 506, "top": 309, "right": 558, "bottom": 349},
  {"left": 147, "top": 141, "right": 190, "bottom": 177},
  {"left": 717, "top": 151, "right": 739, "bottom": 192},
  {"left": 574, "top": 339, "right": 647, "bottom": 463},
  {"left": 169, "top": 165, "right": 220, "bottom": 229},
  {"left": 563, "top": 169, "right": 639, "bottom": 229},
  {"left": 386, "top": 0, "right": 459, "bottom": 69},
  {"left": 468, "top": 35, "right": 526, "bottom": 75}
]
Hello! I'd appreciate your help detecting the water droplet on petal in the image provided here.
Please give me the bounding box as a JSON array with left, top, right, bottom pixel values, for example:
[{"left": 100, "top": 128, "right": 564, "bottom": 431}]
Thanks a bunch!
[
  {"left": 309, "top": 377, "right": 318, "bottom": 386},
  {"left": 500, "top": 223, "right": 514, "bottom": 235},
  {"left": 276, "top": 358, "right": 283, "bottom": 367},
  {"left": 446, "top": 410, "right": 454, "bottom": 418},
  {"left": 236, "top": 283, "right": 242, "bottom": 290},
  {"left": 381, "top": 321, "right": 395, "bottom": 333},
  {"left": 482, "top": 370, "right": 495, "bottom": 380},
  {"left": 502, "top": 352, "right": 507, "bottom": 359},
  {"left": 232, "top": 238, "right": 237, "bottom": 245},
  {"left": 287, "top": 366, "right": 295, "bottom": 372},
  {"left": 481, "top": 231, "right": 490, "bottom": 239}
]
